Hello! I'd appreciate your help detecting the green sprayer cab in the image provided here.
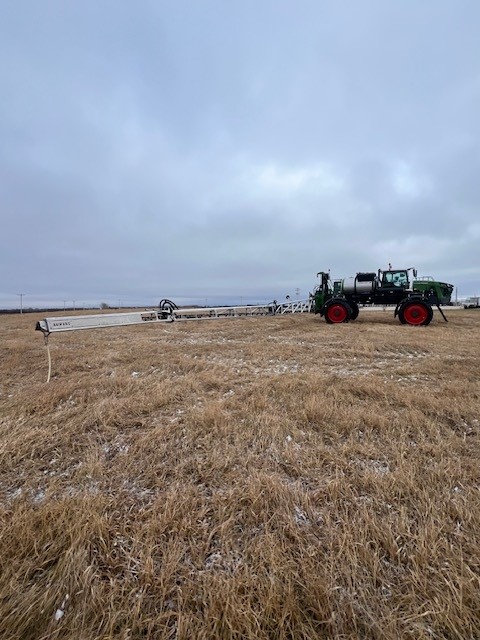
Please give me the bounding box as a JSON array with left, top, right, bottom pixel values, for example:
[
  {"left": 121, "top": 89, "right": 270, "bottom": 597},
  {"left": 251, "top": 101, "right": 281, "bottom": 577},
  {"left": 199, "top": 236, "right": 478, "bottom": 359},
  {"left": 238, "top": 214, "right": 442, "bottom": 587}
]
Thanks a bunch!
[{"left": 311, "top": 268, "right": 453, "bottom": 326}]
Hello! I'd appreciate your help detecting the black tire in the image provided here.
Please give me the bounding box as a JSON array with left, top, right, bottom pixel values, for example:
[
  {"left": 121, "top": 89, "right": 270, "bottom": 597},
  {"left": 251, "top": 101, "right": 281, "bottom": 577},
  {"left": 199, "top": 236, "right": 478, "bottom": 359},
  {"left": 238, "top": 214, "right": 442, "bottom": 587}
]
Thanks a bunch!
[
  {"left": 325, "top": 300, "right": 351, "bottom": 324},
  {"left": 349, "top": 301, "right": 359, "bottom": 321},
  {"left": 395, "top": 302, "right": 407, "bottom": 324},
  {"left": 398, "top": 300, "right": 433, "bottom": 326}
]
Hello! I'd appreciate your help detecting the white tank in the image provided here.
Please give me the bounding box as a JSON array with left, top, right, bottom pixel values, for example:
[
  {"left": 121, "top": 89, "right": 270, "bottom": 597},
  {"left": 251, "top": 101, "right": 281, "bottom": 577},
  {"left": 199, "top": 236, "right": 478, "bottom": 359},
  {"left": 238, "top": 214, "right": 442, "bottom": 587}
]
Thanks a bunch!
[{"left": 342, "top": 273, "right": 377, "bottom": 295}]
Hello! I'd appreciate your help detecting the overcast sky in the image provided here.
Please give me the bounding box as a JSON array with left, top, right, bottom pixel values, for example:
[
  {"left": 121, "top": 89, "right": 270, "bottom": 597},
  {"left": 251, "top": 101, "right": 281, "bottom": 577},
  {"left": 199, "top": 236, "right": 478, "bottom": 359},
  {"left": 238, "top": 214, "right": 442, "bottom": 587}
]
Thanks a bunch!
[{"left": 1, "top": 1, "right": 479, "bottom": 308}]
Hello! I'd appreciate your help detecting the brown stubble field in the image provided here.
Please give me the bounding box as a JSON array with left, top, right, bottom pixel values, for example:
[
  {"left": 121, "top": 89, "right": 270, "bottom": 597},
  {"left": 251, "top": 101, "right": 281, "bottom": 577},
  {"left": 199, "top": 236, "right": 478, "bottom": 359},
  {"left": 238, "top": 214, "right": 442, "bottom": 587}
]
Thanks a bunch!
[{"left": 0, "top": 309, "right": 479, "bottom": 640}]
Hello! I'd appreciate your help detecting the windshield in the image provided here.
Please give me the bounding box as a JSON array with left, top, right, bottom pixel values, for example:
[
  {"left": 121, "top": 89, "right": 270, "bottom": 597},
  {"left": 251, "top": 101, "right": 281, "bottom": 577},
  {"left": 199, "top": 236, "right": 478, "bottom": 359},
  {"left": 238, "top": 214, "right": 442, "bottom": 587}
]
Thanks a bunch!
[{"left": 383, "top": 271, "right": 408, "bottom": 287}]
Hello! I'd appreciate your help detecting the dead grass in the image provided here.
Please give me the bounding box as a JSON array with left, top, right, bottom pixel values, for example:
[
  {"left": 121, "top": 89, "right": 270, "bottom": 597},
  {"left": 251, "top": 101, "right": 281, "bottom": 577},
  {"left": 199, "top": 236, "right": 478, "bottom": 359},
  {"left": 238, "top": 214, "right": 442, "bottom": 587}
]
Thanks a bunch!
[{"left": 0, "top": 309, "right": 479, "bottom": 639}]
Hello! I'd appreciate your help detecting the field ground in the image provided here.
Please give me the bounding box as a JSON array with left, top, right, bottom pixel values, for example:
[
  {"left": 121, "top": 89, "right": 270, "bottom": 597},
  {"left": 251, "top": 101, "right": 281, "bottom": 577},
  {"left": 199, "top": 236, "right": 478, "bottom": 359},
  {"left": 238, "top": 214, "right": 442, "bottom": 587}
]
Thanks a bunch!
[{"left": 1, "top": 309, "right": 479, "bottom": 639}]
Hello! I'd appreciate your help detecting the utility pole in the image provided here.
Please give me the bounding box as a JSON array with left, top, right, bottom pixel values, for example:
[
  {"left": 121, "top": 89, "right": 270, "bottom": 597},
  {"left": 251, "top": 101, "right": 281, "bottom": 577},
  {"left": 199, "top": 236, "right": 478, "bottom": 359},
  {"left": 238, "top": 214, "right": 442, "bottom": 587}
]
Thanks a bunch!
[
  {"left": 73, "top": 300, "right": 76, "bottom": 311},
  {"left": 16, "top": 293, "right": 25, "bottom": 314},
  {"left": 63, "top": 300, "right": 67, "bottom": 311}
]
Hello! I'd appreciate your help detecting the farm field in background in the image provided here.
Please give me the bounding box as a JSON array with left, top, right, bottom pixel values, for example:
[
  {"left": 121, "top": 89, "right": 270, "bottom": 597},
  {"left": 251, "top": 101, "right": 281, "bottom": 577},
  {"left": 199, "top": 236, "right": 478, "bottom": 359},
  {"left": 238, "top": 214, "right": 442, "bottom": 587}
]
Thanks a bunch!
[{"left": 1, "top": 310, "right": 479, "bottom": 639}]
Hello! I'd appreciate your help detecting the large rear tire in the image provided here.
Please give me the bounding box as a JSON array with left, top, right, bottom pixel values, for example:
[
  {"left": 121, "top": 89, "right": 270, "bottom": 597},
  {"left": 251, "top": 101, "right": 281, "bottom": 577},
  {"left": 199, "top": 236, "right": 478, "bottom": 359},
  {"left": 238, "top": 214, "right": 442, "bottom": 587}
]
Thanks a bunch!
[
  {"left": 325, "top": 301, "right": 351, "bottom": 324},
  {"left": 399, "top": 300, "right": 433, "bottom": 326}
]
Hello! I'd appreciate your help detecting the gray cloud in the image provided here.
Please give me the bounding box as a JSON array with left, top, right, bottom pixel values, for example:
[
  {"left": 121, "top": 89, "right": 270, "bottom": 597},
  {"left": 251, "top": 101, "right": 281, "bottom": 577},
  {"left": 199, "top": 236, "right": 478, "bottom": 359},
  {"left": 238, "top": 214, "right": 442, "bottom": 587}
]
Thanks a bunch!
[{"left": 1, "top": 0, "right": 479, "bottom": 309}]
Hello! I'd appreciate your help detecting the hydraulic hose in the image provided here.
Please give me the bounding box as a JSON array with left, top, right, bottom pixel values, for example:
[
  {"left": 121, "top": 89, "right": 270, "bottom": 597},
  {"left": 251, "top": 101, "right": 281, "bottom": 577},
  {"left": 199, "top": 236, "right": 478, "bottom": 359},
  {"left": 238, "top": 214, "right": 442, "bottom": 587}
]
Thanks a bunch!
[{"left": 159, "top": 299, "right": 179, "bottom": 311}]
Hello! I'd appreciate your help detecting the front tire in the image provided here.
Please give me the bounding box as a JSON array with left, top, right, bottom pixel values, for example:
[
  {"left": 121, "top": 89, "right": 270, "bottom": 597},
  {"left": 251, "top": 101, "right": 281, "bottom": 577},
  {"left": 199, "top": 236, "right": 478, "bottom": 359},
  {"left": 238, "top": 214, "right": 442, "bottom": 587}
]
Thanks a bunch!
[{"left": 399, "top": 300, "right": 433, "bottom": 326}]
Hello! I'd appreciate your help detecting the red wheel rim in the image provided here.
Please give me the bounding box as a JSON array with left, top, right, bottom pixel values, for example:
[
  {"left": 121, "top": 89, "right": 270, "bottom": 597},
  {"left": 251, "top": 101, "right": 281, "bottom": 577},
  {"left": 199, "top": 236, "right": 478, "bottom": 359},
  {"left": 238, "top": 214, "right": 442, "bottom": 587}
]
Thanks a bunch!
[
  {"left": 403, "top": 303, "right": 428, "bottom": 325},
  {"left": 327, "top": 304, "right": 348, "bottom": 323}
]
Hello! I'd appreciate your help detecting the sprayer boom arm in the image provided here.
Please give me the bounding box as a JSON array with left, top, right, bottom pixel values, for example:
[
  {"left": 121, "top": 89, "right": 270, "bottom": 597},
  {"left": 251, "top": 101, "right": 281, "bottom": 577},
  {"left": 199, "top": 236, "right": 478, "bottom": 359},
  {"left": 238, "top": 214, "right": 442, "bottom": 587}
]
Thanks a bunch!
[{"left": 35, "top": 309, "right": 173, "bottom": 335}]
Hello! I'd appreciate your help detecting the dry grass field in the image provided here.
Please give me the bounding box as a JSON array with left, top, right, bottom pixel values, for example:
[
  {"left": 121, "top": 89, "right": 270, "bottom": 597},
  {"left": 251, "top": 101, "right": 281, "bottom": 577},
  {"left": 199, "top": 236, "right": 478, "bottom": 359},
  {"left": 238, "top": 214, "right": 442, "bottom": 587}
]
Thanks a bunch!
[{"left": 1, "top": 309, "right": 479, "bottom": 639}]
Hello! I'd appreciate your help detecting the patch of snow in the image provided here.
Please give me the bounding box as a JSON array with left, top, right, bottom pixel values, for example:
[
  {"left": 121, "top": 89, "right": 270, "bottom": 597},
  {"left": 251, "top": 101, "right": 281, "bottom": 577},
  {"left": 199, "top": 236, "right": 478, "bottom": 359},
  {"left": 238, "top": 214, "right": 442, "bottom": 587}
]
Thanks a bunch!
[
  {"left": 294, "top": 505, "right": 311, "bottom": 525},
  {"left": 54, "top": 594, "right": 69, "bottom": 621},
  {"left": 7, "top": 487, "right": 23, "bottom": 501},
  {"left": 203, "top": 551, "right": 242, "bottom": 573},
  {"left": 32, "top": 489, "right": 46, "bottom": 504},
  {"left": 356, "top": 459, "right": 391, "bottom": 475}
]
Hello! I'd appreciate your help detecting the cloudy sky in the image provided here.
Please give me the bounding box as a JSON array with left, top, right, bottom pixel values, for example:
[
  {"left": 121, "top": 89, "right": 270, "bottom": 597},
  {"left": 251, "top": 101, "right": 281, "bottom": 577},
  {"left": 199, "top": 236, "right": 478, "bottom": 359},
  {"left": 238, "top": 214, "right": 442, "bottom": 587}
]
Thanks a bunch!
[{"left": 1, "top": 1, "right": 479, "bottom": 308}]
